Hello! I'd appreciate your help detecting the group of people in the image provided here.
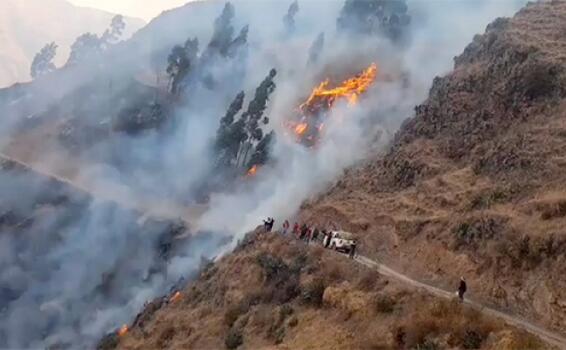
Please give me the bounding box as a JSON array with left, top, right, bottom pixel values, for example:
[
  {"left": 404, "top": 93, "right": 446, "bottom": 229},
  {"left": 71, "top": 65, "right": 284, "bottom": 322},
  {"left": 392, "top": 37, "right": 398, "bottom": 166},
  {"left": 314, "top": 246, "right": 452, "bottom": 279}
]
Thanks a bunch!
[
  {"left": 283, "top": 220, "right": 326, "bottom": 243},
  {"left": 263, "top": 217, "right": 467, "bottom": 301},
  {"left": 275, "top": 219, "right": 357, "bottom": 258}
]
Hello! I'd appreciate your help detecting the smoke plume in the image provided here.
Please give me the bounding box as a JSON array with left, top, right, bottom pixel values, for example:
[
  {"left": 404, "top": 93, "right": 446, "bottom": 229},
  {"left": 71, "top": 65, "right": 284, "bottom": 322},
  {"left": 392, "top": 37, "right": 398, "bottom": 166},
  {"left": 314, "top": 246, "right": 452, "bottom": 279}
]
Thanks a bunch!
[{"left": 0, "top": 0, "right": 526, "bottom": 348}]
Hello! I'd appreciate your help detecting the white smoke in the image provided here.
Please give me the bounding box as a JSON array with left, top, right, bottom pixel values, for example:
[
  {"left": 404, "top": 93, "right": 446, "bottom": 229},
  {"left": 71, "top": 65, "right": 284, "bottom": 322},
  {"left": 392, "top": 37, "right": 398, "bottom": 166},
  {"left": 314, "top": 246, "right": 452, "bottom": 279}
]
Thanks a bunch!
[
  {"left": 197, "top": 0, "right": 526, "bottom": 237},
  {"left": 0, "top": 0, "right": 526, "bottom": 348}
]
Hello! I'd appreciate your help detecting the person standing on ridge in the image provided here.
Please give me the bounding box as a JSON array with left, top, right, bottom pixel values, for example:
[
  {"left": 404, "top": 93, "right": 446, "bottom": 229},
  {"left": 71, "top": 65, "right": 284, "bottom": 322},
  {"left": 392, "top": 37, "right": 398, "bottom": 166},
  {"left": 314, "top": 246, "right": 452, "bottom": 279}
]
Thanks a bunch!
[
  {"left": 282, "top": 220, "right": 290, "bottom": 235},
  {"left": 458, "top": 277, "right": 467, "bottom": 302},
  {"left": 300, "top": 224, "right": 308, "bottom": 241},
  {"left": 263, "top": 218, "right": 274, "bottom": 232},
  {"left": 324, "top": 230, "right": 332, "bottom": 248},
  {"left": 312, "top": 227, "right": 320, "bottom": 243},
  {"left": 268, "top": 218, "right": 275, "bottom": 232}
]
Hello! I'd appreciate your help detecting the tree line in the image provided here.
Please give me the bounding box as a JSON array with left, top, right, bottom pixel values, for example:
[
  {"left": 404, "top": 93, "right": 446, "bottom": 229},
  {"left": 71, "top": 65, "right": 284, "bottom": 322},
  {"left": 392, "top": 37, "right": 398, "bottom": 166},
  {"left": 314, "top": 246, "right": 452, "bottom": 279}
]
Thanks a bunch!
[{"left": 30, "top": 15, "right": 127, "bottom": 79}]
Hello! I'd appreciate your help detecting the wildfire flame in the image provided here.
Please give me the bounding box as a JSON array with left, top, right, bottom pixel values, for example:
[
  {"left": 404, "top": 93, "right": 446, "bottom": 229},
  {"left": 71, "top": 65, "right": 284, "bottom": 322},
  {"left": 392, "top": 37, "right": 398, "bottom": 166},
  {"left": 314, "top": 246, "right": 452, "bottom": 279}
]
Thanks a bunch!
[
  {"left": 299, "top": 63, "right": 378, "bottom": 115},
  {"left": 294, "top": 123, "right": 308, "bottom": 136},
  {"left": 118, "top": 324, "right": 129, "bottom": 337},
  {"left": 170, "top": 291, "right": 182, "bottom": 303},
  {"left": 289, "top": 63, "right": 378, "bottom": 146},
  {"left": 247, "top": 165, "right": 258, "bottom": 176}
]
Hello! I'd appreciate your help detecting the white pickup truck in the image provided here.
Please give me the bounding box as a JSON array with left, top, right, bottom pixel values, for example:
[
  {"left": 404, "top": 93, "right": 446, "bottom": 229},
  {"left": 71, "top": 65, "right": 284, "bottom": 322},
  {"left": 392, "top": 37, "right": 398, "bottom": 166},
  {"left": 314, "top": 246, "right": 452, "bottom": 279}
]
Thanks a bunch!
[{"left": 326, "top": 230, "right": 356, "bottom": 253}]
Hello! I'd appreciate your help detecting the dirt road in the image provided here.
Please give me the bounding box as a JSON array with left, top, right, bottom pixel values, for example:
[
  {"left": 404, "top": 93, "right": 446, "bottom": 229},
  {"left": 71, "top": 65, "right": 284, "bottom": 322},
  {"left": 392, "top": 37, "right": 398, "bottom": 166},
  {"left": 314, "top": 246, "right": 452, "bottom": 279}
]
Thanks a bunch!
[{"left": 354, "top": 254, "right": 566, "bottom": 349}]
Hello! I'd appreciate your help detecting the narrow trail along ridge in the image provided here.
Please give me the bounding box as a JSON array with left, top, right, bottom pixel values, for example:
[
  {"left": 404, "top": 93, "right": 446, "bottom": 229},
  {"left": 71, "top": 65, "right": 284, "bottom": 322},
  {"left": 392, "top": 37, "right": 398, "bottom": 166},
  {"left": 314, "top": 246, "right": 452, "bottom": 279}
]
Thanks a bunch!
[{"left": 354, "top": 255, "right": 566, "bottom": 349}]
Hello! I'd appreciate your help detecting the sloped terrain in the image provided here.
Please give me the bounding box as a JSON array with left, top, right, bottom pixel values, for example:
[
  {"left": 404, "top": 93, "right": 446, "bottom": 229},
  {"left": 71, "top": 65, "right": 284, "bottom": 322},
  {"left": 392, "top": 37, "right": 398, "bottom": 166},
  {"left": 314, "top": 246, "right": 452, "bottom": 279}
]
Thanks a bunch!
[
  {"left": 300, "top": 0, "right": 566, "bottom": 335},
  {"left": 111, "top": 231, "right": 547, "bottom": 350},
  {"left": 0, "top": 157, "right": 224, "bottom": 348},
  {"left": 0, "top": 0, "right": 144, "bottom": 87}
]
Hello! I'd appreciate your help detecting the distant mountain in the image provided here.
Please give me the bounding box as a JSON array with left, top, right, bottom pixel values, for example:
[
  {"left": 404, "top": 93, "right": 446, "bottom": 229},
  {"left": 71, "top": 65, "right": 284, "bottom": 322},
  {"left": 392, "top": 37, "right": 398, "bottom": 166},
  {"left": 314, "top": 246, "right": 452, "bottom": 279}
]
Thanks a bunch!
[{"left": 0, "top": 0, "right": 145, "bottom": 88}]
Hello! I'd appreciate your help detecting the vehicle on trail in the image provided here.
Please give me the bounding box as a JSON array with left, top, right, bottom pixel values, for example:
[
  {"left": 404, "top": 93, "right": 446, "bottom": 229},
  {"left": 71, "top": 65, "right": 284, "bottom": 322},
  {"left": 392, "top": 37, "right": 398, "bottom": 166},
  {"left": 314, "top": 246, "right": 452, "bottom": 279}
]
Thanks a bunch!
[{"left": 326, "top": 230, "right": 356, "bottom": 253}]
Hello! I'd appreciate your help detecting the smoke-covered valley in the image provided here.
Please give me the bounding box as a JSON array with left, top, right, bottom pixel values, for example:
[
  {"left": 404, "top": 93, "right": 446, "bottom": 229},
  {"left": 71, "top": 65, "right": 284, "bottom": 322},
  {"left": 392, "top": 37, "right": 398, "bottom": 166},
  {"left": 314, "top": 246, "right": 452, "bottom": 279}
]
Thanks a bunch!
[{"left": 0, "top": 0, "right": 526, "bottom": 348}]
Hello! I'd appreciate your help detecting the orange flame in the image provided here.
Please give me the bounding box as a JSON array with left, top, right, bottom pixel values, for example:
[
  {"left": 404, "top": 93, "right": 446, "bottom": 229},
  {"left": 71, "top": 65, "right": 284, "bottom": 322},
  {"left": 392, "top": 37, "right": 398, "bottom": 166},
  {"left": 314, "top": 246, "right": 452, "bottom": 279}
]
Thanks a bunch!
[
  {"left": 247, "top": 165, "right": 258, "bottom": 176},
  {"left": 288, "top": 63, "right": 378, "bottom": 146},
  {"left": 299, "top": 63, "right": 378, "bottom": 114},
  {"left": 118, "top": 324, "right": 129, "bottom": 337},
  {"left": 170, "top": 291, "right": 182, "bottom": 303},
  {"left": 294, "top": 122, "right": 308, "bottom": 135}
]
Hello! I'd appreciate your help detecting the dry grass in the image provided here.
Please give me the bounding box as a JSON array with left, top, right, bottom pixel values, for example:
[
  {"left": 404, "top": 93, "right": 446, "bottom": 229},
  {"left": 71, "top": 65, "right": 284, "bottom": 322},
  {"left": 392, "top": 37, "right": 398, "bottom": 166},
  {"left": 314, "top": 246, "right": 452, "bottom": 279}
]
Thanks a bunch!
[
  {"left": 398, "top": 299, "right": 498, "bottom": 349},
  {"left": 296, "top": 0, "right": 566, "bottom": 335},
  {"left": 356, "top": 269, "right": 382, "bottom": 292},
  {"left": 115, "top": 232, "right": 550, "bottom": 350},
  {"left": 373, "top": 294, "right": 396, "bottom": 314}
]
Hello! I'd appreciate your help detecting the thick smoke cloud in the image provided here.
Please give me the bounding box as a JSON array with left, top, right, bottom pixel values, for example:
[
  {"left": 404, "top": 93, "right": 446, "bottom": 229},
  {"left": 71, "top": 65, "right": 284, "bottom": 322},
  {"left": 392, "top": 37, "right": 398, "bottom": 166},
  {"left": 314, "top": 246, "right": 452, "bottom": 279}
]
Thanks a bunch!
[
  {"left": 0, "top": 0, "right": 526, "bottom": 348},
  {"left": 197, "top": 0, "right": 526, "bottom": 237}
]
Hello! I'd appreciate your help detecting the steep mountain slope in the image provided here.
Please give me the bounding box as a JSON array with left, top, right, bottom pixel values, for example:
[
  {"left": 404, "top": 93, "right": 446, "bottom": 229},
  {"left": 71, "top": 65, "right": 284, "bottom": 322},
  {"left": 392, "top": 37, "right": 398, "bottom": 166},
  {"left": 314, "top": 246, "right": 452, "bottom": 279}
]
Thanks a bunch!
[
  {"left": 0, "top": 156, "right": 222, "bottom": 348},
  {"left": 300, "top": 0, "right": 566, "bottom": 335},
  {"left": 0, "top": 0, "right": 144, "bottom": 87},
  {"left": 109, "top": 231, "right": 547, "bottom": 350}
]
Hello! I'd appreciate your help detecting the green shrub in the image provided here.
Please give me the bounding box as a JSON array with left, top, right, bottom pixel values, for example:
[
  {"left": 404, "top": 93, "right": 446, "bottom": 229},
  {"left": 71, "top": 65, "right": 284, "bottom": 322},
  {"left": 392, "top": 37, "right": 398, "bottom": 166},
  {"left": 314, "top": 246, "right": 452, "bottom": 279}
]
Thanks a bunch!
[
  {"left": 256, "top": 253, "right": 290, "bottom": 281},
  {"left": 300, "top": 278, "right": 326, "bottom": 307},
  {"left": 453, "top": 217, "right": 501, "bottom": 248},
  {"left": 375, "top": 295, "right": 396, "bottom": 313},
  {"left": 287, "top": 316, "right": 298, "bottom": 328},
  {"left": 225, "top": 328, "right": 243, "bottom": 349},
  {"left": 414, "top": 339, "right": 440, "bottom": 350},
  {"left": 357, "top": 269, "right": 381, "bottom": 291},
  {"left": 224, "top": 304, "right": 248, "bottom": 327},
  {"left": 468, "top": 188, "right": 511, "bottom": 210},
  {"left": 462, "top": 329, "right": 483, "bottom": 349}
]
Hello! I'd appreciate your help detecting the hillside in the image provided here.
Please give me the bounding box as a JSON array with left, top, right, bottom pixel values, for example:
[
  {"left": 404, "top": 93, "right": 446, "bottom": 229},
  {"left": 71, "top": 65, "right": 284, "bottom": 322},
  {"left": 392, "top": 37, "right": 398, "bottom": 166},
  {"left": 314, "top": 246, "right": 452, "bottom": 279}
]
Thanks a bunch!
[
  {"left": 0, "top": 0, "right": 144, "bottom": 87},
  {"left": 0, "top": 156, "right": 222, "bottom": 349},
  {"left": 300, "top": 0, "right": 566, "bottom": 336},
  {"left": 3, "top": 0, "right": 564, "bottom": 348},
  {"left": 109, "top": 231, "right": 547, "bottom": 350}
]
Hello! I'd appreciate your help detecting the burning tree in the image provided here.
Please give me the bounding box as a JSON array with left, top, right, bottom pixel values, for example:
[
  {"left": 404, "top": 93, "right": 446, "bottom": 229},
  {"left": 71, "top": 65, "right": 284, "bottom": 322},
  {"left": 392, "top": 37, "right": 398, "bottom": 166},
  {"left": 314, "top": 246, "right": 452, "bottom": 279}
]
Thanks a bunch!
[
  {"left": 288, "top": 63, "right": 378, "bottom": 147},
  {"left": 214, "top": 69, "right": 278, "bottom": 174}
]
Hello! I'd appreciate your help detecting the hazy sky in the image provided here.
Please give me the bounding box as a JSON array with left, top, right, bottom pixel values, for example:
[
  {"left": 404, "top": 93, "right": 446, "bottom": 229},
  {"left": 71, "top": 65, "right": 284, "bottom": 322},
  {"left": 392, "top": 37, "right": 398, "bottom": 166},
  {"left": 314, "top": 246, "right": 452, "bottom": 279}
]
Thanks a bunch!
[{"left": 68, "top": 0, "right": 194, "bottom": 21}]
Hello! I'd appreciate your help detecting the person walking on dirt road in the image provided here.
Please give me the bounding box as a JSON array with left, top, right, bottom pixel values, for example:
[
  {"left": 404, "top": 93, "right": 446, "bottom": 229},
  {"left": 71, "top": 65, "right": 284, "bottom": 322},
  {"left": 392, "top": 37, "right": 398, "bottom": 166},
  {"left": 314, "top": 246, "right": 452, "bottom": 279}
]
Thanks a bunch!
[
  {"left": 458, "top": 277, "right": 467, "bottom": 302},
  {"left": 324, "top": 230, "right": 332, "bottom": 248},
  {"left": 312, "top": 227, "right": 320, "bottom": 243},
  {"left": 349, "top": 240, "right": 357, "bottom": 259}
]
